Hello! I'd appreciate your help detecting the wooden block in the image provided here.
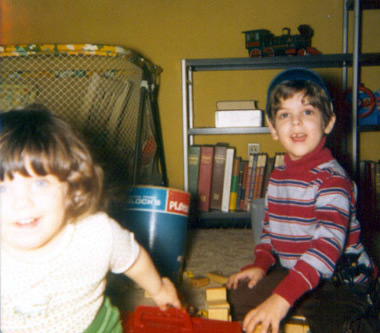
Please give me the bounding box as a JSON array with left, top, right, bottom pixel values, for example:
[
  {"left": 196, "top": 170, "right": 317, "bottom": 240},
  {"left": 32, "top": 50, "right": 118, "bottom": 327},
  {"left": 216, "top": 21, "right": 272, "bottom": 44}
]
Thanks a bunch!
[
  {"left": 208, "top": 307, "right": 229, "bottom": 321},
  {"left": 206, "top": 286, "right": 227, "bottom": 301},
  {"left": 207, "top": 299, "right": 230, "bottom": 309},
  {"left": 188, "top": 276, "right": 210, "bottom": 288},
  {"left": 284, "top": 316, "right": 310, "bottom": 333},
  {"left": 284, "top": 322, "right": 306, "bottom": 333},
  {"left": 206, "top": 272, "right": 228, "bottom": 284},
  {"left": 253, "top": 324, "right": 272, "bottom": 333}
]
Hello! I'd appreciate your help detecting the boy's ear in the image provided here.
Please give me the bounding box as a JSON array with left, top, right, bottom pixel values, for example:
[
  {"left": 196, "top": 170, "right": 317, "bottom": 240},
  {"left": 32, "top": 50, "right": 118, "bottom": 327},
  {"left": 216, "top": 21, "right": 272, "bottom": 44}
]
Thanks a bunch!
[
  {"left": 268, "top": 119, "right": 279, "bottom": 141},
  {"left": 324, "top": 115, "right": 336, "bottom": 135}
]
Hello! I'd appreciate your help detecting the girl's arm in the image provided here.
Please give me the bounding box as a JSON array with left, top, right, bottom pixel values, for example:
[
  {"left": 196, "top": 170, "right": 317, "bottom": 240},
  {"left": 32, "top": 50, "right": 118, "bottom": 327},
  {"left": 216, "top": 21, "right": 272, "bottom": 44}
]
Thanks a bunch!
[{"left": 123, "top": 245, "right": 181, "bottom": 310}]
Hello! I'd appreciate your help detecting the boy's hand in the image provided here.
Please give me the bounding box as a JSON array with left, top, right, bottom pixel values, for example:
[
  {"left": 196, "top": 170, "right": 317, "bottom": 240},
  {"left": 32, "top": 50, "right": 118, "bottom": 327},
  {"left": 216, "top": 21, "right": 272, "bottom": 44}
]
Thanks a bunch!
[
  {"left": 151, "top": 277, "right": 181, "bottom": 310},
  {"left": 226, "top": 267, "right": 265, "bottom": 290},
  {"left": 242, "top": 294, "right": 290, "bottom": 333}
]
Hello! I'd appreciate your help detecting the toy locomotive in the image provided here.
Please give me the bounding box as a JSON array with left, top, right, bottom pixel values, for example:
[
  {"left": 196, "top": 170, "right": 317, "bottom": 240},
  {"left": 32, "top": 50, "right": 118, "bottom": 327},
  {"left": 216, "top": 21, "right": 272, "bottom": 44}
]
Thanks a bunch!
[{"left": 243, "top": 25, "right": 321, "bottom": 57}]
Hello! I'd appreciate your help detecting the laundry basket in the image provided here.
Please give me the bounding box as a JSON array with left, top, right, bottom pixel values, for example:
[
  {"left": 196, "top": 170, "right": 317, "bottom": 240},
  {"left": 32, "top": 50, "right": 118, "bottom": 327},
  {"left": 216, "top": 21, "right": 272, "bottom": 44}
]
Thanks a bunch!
[{"left": 0, "top": 44, "right": 167, "bottom": 189}]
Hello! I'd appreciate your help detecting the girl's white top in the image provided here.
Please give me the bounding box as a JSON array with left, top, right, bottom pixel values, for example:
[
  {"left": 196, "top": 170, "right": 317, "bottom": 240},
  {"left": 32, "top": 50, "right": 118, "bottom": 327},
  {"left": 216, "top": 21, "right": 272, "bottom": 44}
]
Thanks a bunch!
[{"left": 1, "top": 212, "right": 140, "bottom": 332}]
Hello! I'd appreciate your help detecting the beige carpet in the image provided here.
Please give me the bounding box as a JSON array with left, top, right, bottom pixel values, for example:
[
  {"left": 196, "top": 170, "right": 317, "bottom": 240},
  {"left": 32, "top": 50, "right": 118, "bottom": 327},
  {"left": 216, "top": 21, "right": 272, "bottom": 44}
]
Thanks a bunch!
[{"left": 106, "top": 228, "right": 256, "bottom": 312}]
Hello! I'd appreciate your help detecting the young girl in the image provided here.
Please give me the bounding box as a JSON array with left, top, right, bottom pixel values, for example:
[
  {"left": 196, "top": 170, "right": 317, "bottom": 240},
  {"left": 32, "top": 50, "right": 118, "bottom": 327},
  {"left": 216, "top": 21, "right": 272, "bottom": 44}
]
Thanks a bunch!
[{"left": 0, "top": 105, "right": 181, "bottom": 332}]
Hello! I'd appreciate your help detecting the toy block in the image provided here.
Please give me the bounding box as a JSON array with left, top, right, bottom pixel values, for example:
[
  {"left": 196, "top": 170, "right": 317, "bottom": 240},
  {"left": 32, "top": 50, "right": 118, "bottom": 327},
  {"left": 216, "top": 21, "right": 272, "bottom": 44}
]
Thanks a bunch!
[
  {"left": 253, "top": 324, "right": 272, "bottom": 332},
  {"left": 206, "top": 272, "right": 228, "bottom": 284},
  {"left": 188, "top": 276, "right": 210, "bottom": 288},
  {"left": 183, "top": 270, "right": 194, "bottom": 279},
  {"left": 206, "top": 300, "right": 230, "bottom": 309},
  {"left": 208, "top": 307, "right": 229, "bottom": 321},
  {"left": 283, "top": 322, "right": 306, "bottom": 333},
  {"left": 284, "top": 316, "right": 310, "bottom": 333},
  {"left": 206, "top": 286, "right": 227, "bottom": 301}
]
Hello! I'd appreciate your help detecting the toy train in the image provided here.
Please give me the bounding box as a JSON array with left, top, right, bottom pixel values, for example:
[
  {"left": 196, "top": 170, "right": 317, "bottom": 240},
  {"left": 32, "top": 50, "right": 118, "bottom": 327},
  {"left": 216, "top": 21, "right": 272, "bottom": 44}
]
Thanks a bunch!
[{"left": 243, "top": 25, "right": 321, "bottom": 57}]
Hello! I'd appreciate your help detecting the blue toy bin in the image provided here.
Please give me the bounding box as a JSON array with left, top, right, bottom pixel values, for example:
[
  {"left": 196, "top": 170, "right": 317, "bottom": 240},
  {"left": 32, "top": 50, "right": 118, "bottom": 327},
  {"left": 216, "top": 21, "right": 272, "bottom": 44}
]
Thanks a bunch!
[{"left": 122, "top": 186, "right": 190, "bottom": 283}]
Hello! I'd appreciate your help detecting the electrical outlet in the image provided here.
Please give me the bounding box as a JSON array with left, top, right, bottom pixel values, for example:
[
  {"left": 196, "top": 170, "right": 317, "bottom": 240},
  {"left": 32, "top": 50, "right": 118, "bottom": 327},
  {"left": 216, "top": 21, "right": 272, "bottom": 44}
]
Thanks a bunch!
[{"left": 248, "top": 143, "right": 260, "bottom": 156}]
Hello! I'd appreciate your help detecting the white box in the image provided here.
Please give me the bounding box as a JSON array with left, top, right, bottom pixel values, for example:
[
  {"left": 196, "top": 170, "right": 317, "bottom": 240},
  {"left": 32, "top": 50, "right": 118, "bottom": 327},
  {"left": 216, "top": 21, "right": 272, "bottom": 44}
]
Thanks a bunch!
[{"left": 215, "top": 110, "right": 263, "bottom": 128}]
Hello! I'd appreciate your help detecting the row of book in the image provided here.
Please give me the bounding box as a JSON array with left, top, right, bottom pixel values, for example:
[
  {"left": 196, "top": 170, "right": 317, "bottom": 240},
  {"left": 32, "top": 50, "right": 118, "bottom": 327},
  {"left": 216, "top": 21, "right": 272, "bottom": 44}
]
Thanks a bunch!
[
  {"left": 188, "top": 143, "right": 285, "bottom": 212},
  {"left": 358, "top": 160, "right": 380, "bottom": 231}
]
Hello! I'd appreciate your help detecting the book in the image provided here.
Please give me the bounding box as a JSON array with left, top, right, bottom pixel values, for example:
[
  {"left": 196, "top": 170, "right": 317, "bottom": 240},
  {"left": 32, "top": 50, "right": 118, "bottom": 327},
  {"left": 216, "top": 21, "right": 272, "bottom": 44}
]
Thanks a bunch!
[
  {"left": 229, "top": 157, "right": 241, "bottom": 212},
  {"left": 197, "top": 145, "right": 215, "bottom": 211},
  {"left": 254, "top": 153, "right": 267, "bottom": 200},
  {"left": 236, "top": 160, "right": 247, "bottom": 210},
  {"left": 215, "top": 109, "right": 263, "bottom": 128},
  {"left": 359, "top": 160, "right": 380, "bottom": 230},
  {"left": 216, "top": 100, "right": 257, "bottom": 110},
  {"left": 261, "top": 156, "right": 275, "bottom": 197},
  {"left": 210, "top": 145, "right": 228, "bottom": 210},
  {"left": 376, "top": 162, "right": 380, "bottom": 217},
  {"left": 274, "top": 152, "right": 285, "bottom": 168},
  {"left": 188, "top": 145, "right": 201, "bottom": 199},
  {"left": 221, "top": 147, "right": 235, "bottom": 212},
  {"left": 247, "top": 153, "right": 259, "bottom": 206},
  {"left": 243, "top": 153, "right": 255, "bottom": 211},
  {"left": 252, "top": 153, "right": 263, "bottom": 200}
]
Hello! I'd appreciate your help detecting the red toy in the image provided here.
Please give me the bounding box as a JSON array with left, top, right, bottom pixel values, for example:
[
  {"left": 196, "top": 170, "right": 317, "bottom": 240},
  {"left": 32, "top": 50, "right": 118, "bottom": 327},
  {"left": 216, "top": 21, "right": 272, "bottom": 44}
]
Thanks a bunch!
[{"left": 121, "top": 305, "right": 242, "bottom": 333}]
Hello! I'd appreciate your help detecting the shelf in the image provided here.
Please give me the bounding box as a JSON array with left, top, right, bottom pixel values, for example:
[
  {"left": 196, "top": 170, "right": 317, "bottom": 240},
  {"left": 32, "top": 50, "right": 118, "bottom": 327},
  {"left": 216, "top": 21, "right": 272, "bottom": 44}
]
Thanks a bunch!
[
  {"left": 359, "top": 125, "right": 380, "bottom": 132},
  {"left": 189, "top": 210, "right": 251, "bottom": 228},
  {"left": 184, "top": 53, "right": 380, "bottom": 72},
  {"left": 188, "top": 127, "right": 270, "bottom": 135},
  {"left": 347, "top": 0, "right": 380, "bottom": 10}
]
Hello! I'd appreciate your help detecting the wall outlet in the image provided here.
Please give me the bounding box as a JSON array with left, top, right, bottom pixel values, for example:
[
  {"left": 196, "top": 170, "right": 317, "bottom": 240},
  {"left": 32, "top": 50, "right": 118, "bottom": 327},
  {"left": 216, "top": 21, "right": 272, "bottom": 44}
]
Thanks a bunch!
[{"left": 248, "top": 143, "right": 260, "bottom": 155}]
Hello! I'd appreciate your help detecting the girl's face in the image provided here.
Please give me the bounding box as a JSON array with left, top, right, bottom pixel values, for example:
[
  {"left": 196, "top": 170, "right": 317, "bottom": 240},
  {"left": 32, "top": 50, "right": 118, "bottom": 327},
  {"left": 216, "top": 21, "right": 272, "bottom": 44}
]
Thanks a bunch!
[
  {"left": 0, "top": 170, "right": 69, "bottom": 255},
  {"left": 268, "top": 92, "right": 335, "bottom": 161}
]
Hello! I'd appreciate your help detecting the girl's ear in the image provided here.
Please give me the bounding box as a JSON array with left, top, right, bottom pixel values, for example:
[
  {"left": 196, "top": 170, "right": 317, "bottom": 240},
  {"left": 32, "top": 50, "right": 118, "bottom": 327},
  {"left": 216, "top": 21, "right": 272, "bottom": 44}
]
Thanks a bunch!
[
  {"left": 324, "top": 115, "right": 336, "bottom": 135},
  {"left": 268, "top": 119, "right": 279, "bottom": 141}
]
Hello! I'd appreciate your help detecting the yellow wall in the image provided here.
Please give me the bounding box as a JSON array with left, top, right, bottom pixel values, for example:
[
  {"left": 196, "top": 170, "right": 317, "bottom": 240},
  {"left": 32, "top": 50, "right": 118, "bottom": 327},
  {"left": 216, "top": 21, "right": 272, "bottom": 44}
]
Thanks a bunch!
[{"left": 2, "top": 0, "right": 379, "bottom": 189}]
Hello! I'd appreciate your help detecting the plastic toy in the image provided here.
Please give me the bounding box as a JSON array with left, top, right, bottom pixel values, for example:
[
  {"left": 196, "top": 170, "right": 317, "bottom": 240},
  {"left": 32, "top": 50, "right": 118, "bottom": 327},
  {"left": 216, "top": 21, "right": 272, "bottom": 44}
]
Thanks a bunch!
[
  {"left": 121, "top": 305, "right": 241, "bottom": 332},
  {"left": 344, "top": 84, "right": 378, "bottom": 126},
  {"left": 243, "top": 25, "right": 321, "bottom": 57}
]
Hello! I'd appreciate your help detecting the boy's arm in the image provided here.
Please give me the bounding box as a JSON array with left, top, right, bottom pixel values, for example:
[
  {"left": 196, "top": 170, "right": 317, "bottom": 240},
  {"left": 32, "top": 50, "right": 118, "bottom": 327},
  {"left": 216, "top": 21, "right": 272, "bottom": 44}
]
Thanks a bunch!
[{"left": 123, "top": 245, "right": 181, "bottom": 309}]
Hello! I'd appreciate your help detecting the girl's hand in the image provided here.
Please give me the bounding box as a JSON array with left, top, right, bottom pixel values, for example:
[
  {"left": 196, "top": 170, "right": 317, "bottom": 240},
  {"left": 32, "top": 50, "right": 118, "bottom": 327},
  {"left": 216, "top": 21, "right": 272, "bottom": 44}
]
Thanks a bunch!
[
  {"left": 151, "top": 277, "right": 181, "bottom": 310},
  {"left": 226, "top": 267, "right": 265, "bottom": 290},
  {"left": 242, "top": 294, "right": 290, "bottom": 333}
]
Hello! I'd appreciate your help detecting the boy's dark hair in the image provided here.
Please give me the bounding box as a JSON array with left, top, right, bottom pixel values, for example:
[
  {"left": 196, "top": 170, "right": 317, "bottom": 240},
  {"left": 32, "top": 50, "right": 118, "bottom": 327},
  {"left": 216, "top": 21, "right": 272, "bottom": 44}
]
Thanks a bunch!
[
  {"left": 0, "top": 105, "right": 104, "bottom": 222},
  {"left": 266, "top": 68, "right": 335, "bottom": 127}
]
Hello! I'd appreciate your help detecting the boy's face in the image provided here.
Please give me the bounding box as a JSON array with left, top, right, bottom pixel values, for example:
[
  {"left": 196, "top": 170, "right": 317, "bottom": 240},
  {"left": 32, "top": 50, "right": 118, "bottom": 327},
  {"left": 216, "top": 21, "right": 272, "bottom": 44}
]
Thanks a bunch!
[
  {"left": 268, "top": 92, "right": 335, "bottom": 161},
  {"left": 0, "top": 170, "right": 69, "bottom": 255}
]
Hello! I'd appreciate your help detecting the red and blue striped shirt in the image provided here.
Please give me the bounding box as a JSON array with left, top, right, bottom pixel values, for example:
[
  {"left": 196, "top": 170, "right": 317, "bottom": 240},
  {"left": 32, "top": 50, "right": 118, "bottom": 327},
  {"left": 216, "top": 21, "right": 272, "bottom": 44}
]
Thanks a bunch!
[{"left": 252, "top": 139, "right": 372, "bottom": 305}]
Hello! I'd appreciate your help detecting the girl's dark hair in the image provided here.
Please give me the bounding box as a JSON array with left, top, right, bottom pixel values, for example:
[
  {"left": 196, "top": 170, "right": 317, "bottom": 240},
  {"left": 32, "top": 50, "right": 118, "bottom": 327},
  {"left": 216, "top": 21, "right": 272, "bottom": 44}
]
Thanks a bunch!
[
  {"left": 267, "top": 80, "right": 334, "bottom": 128},
  {"left": 0, "top": 105, "right": 104, "bottom": 222}
]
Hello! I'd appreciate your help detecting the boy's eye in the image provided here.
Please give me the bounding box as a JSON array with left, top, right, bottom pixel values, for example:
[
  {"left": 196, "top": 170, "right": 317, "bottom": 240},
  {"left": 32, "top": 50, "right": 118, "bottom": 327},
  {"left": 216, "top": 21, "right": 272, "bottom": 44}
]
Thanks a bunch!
[
  {"left": 278, "top": 112, "right": 289, "bottom": 119},
  {"left": 304, "top": 109, "right": 314, "bottom": 115}
]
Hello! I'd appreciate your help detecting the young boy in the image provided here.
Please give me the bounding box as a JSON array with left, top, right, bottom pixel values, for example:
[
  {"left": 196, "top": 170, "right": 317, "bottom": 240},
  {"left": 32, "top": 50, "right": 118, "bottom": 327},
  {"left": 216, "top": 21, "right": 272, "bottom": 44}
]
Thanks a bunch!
[{"left": 227, "top": 68, "right": 377, "bottom": 333}]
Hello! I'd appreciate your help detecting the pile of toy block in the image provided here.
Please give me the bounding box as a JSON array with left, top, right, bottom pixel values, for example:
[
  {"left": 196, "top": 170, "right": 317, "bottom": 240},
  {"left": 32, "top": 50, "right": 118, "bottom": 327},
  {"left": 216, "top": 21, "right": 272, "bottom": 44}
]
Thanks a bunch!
[{"left": 206, "top": 286, "right": 231, "bottom": 321}]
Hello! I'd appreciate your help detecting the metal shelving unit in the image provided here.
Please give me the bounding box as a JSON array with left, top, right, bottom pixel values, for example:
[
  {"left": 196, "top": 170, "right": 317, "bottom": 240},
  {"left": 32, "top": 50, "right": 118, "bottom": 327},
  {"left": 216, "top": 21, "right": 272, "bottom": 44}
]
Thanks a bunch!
[{"left": 181, "top": 0, "right": 380, "bottom": 225}]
